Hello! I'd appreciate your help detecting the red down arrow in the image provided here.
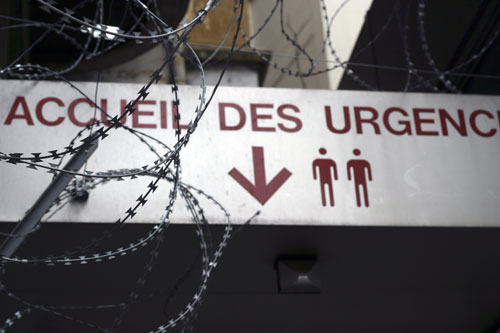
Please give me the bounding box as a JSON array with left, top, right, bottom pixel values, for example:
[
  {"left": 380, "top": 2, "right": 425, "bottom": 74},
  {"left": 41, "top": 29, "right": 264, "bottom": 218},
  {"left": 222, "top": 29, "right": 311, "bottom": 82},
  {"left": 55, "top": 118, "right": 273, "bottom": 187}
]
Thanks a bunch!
[{"left": 229, "top": 146, "right": 292, "bottom": 205}]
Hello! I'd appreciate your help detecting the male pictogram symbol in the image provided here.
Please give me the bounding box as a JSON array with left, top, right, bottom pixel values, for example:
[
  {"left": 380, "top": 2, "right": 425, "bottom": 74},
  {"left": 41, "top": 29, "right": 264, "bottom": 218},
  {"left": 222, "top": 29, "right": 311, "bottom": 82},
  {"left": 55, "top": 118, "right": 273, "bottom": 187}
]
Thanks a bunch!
[
  {"left": 347, "top": 148, "right": 372, "bottom": 207},
  {"left": 312, "top": 148, "right": 338, "bottom": 206}
]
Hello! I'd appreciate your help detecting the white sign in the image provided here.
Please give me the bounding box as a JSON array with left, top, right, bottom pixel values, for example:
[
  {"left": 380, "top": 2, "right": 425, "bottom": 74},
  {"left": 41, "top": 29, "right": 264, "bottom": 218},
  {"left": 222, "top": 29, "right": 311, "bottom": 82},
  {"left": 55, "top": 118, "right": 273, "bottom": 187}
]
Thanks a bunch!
[{"left": 1, "top": 80, "right": 500, "bottom": 226}]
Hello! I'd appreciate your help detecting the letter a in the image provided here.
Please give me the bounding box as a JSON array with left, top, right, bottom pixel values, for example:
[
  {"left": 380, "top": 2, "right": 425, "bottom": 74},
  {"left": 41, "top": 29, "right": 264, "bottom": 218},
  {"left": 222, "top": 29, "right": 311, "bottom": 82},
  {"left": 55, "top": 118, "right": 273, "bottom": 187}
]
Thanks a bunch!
[{"left": 5, "top": 96, "right": 34, "bottom": 125}]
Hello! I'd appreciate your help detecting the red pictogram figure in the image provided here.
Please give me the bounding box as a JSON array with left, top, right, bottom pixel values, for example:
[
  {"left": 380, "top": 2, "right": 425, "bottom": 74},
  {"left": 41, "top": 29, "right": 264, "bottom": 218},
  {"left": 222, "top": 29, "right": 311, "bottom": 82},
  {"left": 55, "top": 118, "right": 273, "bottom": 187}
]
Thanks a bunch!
[
  {"left": 347, "top": 148, "right": 372, "bottom": 207},
  {"left": 312, "top": 148, "right": 338, "bottom": 206}
]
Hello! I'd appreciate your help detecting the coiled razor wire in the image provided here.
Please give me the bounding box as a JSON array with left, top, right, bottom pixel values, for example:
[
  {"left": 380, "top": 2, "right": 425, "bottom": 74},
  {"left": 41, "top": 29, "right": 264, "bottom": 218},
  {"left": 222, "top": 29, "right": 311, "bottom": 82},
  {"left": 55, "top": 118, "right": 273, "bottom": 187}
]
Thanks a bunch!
[
  {"left": 0, "top": 0, "right": 251, "bottom": 332},
  {"left": 1, "top": 0, "right": 499, "bottom": 331}
]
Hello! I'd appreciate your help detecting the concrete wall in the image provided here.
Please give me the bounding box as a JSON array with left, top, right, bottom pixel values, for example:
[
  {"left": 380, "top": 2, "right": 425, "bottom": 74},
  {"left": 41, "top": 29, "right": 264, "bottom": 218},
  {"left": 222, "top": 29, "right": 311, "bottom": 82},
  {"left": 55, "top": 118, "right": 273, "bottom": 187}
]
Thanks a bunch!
[
  {"left": 322, "top": 0, "right": 373, "bottom": 88},
  {"left": 250, "top": 0, "right": 372, "bottom": 89},
  {"left": 250, "top": 0, "right": 330, "bottom": 89}
]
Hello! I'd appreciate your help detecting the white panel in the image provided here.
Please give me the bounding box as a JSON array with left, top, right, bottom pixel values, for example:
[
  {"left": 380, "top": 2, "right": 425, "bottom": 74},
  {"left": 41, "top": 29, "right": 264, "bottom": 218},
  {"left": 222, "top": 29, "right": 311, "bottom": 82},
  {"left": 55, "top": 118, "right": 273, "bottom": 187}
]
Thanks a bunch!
[{"left": 1, "top": 80, "right": 499, "bottom": 226}]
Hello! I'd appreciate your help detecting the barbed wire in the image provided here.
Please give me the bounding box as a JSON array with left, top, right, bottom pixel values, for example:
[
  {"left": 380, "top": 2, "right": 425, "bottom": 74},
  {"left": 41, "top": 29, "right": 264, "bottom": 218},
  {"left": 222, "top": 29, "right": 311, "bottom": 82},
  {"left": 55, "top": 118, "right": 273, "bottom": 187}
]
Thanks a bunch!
[
  {"left": 0, "top": 0, "right": 498, "bottom": 331},
  {"left": 0, "top": 0, "right": 245, "bottom": 331}
]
